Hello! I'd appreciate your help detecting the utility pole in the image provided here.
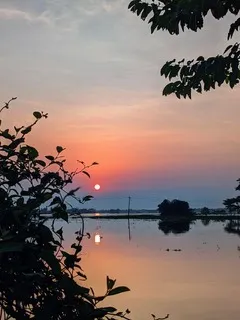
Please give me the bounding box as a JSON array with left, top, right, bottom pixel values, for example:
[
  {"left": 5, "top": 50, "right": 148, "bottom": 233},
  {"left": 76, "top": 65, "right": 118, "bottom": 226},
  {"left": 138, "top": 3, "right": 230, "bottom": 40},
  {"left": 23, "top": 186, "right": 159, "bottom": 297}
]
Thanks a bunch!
[{"left": 127, "top": 196, "right": 131, "bottom": 218}]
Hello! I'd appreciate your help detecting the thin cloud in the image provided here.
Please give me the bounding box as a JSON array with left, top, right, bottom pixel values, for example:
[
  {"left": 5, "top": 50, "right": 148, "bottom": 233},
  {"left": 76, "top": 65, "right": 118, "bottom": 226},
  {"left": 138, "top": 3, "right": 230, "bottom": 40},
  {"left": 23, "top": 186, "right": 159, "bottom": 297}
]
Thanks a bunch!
[
  {"left": 0, "top": 7, "right": 51, "bottom": 25},
  {"left": 0, "top": 1, "right": 129, "bottom": 32}
]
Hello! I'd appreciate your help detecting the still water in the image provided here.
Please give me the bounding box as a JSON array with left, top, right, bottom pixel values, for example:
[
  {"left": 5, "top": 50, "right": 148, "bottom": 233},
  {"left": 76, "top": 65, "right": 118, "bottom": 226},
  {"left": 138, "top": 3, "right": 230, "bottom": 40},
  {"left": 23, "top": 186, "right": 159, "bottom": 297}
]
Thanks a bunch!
[{"left": 62, "top": 217, "right": 240, "bottom": 320}]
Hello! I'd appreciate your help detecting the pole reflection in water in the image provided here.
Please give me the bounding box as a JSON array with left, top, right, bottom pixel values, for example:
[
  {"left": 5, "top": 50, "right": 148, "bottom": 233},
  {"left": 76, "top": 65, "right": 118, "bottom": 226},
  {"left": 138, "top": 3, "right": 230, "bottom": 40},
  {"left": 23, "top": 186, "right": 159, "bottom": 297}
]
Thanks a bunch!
[
  {"left": 94, "top": 212, "right": 101, "bottom": 245},
  {"left": 127, "top": 197, "right": 132, "bottom": 241},
  {"left": 92, "top": 212, "right": 132, "bottom": 244},
  {"left": 128, "top": 219, "right": 131, "bottom": 241}
]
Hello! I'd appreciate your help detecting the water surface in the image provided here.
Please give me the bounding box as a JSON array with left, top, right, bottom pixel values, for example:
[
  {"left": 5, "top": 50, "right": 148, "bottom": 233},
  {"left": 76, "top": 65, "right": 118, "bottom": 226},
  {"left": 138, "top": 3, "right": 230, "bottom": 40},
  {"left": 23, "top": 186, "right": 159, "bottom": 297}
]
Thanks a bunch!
[{"left": 62, "top": 218, "right": 240, "bottom": 320}]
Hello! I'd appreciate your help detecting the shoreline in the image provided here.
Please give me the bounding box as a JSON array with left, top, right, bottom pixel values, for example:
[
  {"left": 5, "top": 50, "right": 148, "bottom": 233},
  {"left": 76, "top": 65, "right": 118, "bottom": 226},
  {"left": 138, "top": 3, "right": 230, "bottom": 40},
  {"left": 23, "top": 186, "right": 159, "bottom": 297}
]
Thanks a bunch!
[{"left": 71, "top": 214, "right": 240, "bottom": 220}]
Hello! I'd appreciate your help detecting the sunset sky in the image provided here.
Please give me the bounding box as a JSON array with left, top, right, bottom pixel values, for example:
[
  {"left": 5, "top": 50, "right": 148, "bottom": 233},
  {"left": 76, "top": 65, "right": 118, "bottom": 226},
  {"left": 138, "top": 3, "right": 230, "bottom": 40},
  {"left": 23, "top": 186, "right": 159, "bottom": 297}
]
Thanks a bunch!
[{"left": 1, "top": 0, "right": 240, "bottom": 209}]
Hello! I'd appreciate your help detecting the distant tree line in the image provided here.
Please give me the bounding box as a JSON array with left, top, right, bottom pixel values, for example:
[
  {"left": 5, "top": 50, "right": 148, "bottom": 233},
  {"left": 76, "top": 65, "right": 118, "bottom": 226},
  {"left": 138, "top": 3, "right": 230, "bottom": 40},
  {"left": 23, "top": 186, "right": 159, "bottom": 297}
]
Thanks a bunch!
[{"left": 70, "top": 208, "right": 158, "bottom": 214}]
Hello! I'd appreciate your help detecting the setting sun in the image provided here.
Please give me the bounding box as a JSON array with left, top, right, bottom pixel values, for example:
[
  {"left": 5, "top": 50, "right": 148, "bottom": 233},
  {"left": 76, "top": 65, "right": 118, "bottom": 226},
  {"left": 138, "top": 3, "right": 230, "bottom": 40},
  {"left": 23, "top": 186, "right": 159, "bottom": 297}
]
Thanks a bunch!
[{"left": 94, "top": 184, "right": 101, "bottom": 191}]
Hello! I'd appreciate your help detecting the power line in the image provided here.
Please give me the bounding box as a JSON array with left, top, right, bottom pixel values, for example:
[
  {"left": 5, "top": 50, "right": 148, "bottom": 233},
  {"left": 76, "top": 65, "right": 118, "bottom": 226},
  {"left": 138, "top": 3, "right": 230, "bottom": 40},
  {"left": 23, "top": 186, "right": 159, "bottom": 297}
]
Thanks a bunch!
[{"left": 91, "top": 195, "right": 161, "bottom": 201}]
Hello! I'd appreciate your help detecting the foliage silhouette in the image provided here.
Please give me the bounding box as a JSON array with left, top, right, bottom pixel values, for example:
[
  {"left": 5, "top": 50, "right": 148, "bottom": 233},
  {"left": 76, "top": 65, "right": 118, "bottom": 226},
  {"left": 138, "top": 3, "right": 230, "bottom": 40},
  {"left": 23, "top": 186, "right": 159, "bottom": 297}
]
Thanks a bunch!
[
  {"left": 0, "top": 98, "right": 131, "bottom": 320},
  {"left": 223, "top": 179, "right": 240, "bottom": 236},
  {"left": 128, "top": 0, "right": 240, "bottom": 98},
  {"left": 158, "top": 199, "right": 193, "bottom": 220},
  {"left": 223, "top": 179, "right": 240, "bottom": 215},
  {"left": 201, "top": 207, "right": 210, "bottom": 216}
]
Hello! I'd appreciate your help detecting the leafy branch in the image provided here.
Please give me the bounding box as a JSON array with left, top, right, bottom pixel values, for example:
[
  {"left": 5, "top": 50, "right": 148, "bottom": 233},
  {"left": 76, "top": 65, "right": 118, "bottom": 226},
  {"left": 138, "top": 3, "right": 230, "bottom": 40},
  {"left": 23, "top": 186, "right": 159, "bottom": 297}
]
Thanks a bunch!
[
  {"left": 128, "top": 0, "right": 240, "bottom": 98},
  {"left": 0, "top": 98, "right": 131, "bottom": 320}
]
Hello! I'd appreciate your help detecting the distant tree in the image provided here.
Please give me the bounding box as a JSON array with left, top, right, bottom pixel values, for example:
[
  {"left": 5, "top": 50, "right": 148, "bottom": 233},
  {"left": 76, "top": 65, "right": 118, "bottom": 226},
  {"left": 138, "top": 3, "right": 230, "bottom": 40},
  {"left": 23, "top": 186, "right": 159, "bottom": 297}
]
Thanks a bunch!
[
  {"left": 201, "top": 207, "right": 210, "bottom": 216},
  {"left": 128, "top": 0, "right": 240, "bottom": 98},
  {"left": 158, "top": 199, "right": 193, "bottom": 220},
  {"left": 158, "top": 199, "right": 171, "bottom": 215},
  {"left": 223, "top": 179, "right": 240, "bottom": 215},
  {"left": 223, "top": 197, "right": 240, "bottom": 214}
]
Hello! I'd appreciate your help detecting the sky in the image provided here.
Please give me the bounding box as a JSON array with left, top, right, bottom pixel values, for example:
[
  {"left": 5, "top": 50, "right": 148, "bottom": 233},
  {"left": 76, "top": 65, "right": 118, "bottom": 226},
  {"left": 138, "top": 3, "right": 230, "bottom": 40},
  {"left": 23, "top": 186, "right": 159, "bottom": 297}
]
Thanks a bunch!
[{"left": 0, "top": 0, "right": 240, "bottom": 209}]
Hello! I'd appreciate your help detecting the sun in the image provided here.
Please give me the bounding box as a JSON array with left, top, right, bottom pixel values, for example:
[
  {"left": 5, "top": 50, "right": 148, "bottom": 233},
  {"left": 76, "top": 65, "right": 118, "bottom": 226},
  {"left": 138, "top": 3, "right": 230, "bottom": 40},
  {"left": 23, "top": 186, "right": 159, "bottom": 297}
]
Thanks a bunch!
[{"left": 94, "top": 184, "right": 101, "bottom": 191}]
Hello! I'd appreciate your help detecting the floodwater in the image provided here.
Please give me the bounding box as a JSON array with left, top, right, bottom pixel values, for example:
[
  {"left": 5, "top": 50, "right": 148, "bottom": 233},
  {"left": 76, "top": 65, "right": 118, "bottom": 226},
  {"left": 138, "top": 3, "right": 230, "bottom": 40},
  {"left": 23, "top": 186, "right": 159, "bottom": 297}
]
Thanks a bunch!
[{"left": 61, "top": 217, "right": 240, "bottom": 320}]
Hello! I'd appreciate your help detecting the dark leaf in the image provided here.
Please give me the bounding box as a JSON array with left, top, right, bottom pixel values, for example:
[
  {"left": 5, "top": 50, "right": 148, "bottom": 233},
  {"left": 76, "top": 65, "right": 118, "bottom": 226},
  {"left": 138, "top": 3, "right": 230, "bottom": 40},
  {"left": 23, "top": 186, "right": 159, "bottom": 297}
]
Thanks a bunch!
[
  {"left": 52, "top": 206, "right": 68, "bottom": 222},
  {"left": 40, "top": 250, "right": 61, "bottom": 275},
  {"left": 56, "top": 146, "right": 64, "bottom": 153},
  {"left": 56, "top": 227, "right": 64, "bottom": 240},
  {"left": 1, "top": 129, "right": 14, "bottom": 140},
  {"left": 14, "top": 126, "right": 24, "bottom": 133},
  {"left": 82, "top": 170, "right": 90, "bottom": 178},
  {"left": 50, "top": 196, "right": 62, "bottom": 206},
  {"left": 67, "top": 187, "right": 80, "bottom": 196},
  {"left": 224, "top": 45, "right": 233, "bottom": 54},
  {"left": 93, "top": 307, "right": 117, "bottom": 317},
  {"left": 21, "top": 126, "right": 32, "bottom": 135},
  {"left": 108, "top": 286, "right": 130, "bottom": 296},
  {"left": 60, "top": 275, "right": 89, "bottom": 295},
  {"left": 45, "top": 155, "right": 55, "bottom": 161},
  {"left": 8, "top": 138, "right": 24, "bottom": 149},
  {"left": 82, "top": 195, "right": 93, "bottom": 202},
  {"left": 27, "top": 146, "right": 39, "bottom": 159},
  {"left": 107, "top": 276, "right": 116, "bottom": 290},
  {"left": 34, "top": 159, "right": 46, "bottom": 167},
  {"left": 228, "top": 17, "right": 240, "bottom": 39},
  {"left": 77, "top": 271, "right": 87, "bottom": 280},
  {"left": 33, "top": 111, "right": 42, "bottom": 119},
  {"left": 39, "top": 225, "right": 54, "bottom": 243}
]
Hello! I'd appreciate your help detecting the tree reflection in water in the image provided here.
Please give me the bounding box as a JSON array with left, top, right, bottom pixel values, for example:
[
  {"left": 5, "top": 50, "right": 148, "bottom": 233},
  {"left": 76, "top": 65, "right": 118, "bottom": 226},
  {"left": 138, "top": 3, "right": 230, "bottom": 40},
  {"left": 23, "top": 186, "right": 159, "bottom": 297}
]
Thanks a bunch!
[
  {"left": 158, "top": 216, "right": 240, "bottom": 236},
  {"left": 158, "top": 219, "right": 192, "bottom": 235},
  {"left": 224, "top": 219, "right": 240, "bottom": 236},
  {"left": 201, "top": 218, "right": 211, "bottom": 226}
]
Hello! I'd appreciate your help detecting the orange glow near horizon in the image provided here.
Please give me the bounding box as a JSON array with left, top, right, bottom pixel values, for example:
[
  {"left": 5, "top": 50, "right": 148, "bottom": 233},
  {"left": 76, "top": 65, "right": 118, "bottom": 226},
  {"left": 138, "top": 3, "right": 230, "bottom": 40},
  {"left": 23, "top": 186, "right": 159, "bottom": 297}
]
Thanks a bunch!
[{"left": 2, "top": 88, "right": 240, "bottom": 199}]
